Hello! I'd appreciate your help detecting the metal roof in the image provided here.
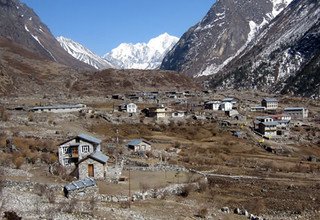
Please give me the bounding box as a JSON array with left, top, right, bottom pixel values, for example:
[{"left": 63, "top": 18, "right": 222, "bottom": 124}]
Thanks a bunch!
[
  {"left": 262, "top": 98, "right": 278, "bottom": 102},
  {"left": 127, "top": 139, "right": 151, "bottom": 146},
  {"left": 29, "top": 104, "right": 85, "bottom": 111},
  {"left": 284, "top": 107, "right": 305, "bottom": 111},
  {"left": 78, "top": 134, "right": 101, "bottom": 144},
  {"left": 64, "top": 177, "right": 96, "bottom": 191},
  {"left": 262, "top": 121, "right": 279, "bottom": 126},
  {"left": 89, "top": 150, "right": 109, "bottom": 164},
  {"left": 223, "top": 98, "right": 235, "bottom": 101}
]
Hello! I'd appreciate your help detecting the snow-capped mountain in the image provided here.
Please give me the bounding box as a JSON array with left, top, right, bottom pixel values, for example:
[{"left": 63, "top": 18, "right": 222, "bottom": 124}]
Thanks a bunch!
[
  {"left": 57, "top": 36, "right": 113, "bottom": 70},
  {"left": 161, "top": 0, "right": 293, "bottom": 77},
  {"left": 104, "top": 33, "right": 179, "bottom": 69}
]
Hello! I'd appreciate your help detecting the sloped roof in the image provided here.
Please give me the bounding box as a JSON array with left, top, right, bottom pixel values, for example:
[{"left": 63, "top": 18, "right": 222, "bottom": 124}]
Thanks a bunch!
[
  {"left": 262, "top": 121, "right": 279, "bottom": 126},
  {"left": 78, "top": 134, "right": 101, "bottom": 144},
  {"left": 262, "top": 98, "right": 278, "bottom": 102},
  {"left": 284, "top": 107, "right": 305, "bottom": 111},
  {"left": 64, "top": 177, "right": 96, "bottom": 192},
  {"left": 127, "top": 139, "right": 151, "bottom": 146},
  {"left": 88, "top": 150, "right": 109, "bottom": 164}
]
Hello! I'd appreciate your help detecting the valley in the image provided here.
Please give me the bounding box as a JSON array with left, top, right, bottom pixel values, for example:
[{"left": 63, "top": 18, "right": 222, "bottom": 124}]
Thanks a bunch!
[{"left": 0, "top": 0, "right": 319, "bottom": 219}]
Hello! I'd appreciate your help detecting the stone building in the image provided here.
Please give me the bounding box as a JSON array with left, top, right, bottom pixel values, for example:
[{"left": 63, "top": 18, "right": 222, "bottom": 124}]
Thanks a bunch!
[
  {"left": 76, "top": 151, "right": 109, "bottom": 180},
  {"left": 58, "top": 134, "right": 102, "bottom": 166}
]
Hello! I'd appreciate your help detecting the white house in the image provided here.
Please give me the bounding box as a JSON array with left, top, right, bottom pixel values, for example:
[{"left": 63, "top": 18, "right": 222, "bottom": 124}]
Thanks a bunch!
[
  {"left": 118, "top": 103, "right": 138, "bottom": 113},
  {"left": 58, "top": 134, "right": 101, "bottom": 166},
  {"left": 127, "top": 139, "right": 152, "bottom": 152},
  {"left": 220, "top": 102, "right": 233, "bottom": 111}
]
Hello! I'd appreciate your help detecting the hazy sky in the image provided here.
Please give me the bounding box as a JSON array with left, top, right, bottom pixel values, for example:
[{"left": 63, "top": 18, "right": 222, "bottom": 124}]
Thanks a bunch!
[{"left": 21, "top": 0, "right": 215, "bottom": 55}]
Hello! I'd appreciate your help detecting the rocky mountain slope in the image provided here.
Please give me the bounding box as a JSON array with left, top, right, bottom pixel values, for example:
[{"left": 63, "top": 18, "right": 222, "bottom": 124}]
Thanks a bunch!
[
  {"left": 160, "top": 0, "right": 293, "bottom": 77},
  {"left": 57, "top": 36, "right": 113, "bottom": 70},
  {"left": 104, "top": 33, "right": 179, "bottom": 69},
  {"left": 0, "top": 0, "right": 92, "bottom": 69},
  {"left": 210, "top": 0, "right": 320, "bottom": 98}
]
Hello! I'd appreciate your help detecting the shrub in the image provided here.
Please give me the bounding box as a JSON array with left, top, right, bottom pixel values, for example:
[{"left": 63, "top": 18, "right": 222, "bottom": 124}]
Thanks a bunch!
[
  {"left": 0, "top": 107, "right": 9, "bottom": 121},
  {"left": 13, "top": 156, "right": 24, "bottom": 169},
  {"left": 195, "top": 207, "right": 208, "bottom": 218},
  {"left": 3, "top": 211, "right": 22, "bottom": 220},
  {"left": 179, "top": 184, "right": 192, "bottom": 198}
]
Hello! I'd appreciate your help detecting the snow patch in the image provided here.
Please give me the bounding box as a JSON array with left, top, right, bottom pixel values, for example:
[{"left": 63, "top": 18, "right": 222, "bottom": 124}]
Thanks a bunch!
[
  {"left": 24, "top": 25, "right": 29, "bottom": 32},
  {"left": 31, "top": 34, "right": 57, "bottom": 62},
  {"left": 270, "top": 0, "right": 294, "bottom": 18}
]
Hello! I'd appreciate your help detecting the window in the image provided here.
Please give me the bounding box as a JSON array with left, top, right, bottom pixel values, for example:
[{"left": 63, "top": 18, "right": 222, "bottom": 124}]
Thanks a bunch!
[
  {"left": 62, "top": 146, "right": 68, "bottom": 154},
  {"left": 82, "top": 145, "right": 89, "bottom": 153},
  {"left": 63, "top": 158, "right": 69, "bottom": 165}
]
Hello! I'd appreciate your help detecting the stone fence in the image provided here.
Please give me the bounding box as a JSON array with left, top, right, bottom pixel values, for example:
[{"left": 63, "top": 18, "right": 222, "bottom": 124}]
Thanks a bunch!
[{"left": 124, "top": 164, "right": 188, "bottom": 172}]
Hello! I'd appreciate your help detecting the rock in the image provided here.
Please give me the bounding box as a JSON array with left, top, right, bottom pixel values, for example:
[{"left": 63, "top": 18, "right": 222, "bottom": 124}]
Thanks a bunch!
[
  {"left": 221, "top": 207, "right": 230, "bottom": 213},
  {"left": 112, "top": 196, "right": 119, "bottom": 203},
  {"left": 234, "top": 208, "right": 241, "bottom": 214}
]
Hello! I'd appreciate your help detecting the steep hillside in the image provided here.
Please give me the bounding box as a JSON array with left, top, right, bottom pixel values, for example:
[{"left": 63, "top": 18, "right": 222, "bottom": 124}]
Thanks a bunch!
[
  {"left": 210, "top": 0, "right": 320, "bottom": 98},
  {"left": 161, "top": 0, "right": 292, "bottom": 77},
  {"left": 0, "top": 0, "right": 92, "bottom": 69}
]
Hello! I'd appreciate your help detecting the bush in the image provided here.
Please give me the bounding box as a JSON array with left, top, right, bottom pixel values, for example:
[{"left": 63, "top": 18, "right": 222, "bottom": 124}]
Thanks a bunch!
[
  {"left": 179, "top": 184, "right": 192, "bottom": 198},
  {"left": 3, "top": 211, "right": 22, "bottom": 220},
  {"left": 0, "top": 107, "right": 9, "bottom": 121},
  {"left": 13, "top": 156, "right": 24, "bottom": 169},
  {"left": 195, "top": 207, "right": 208, "bottom": 218}
]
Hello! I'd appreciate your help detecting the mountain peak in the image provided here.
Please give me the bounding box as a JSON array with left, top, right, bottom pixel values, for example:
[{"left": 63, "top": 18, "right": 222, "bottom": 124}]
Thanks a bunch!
[{"left": 103, "top": 33, "right": 179, "bottom": 69}]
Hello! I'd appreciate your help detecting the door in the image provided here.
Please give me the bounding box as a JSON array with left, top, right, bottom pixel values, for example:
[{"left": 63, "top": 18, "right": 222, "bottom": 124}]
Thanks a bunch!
[{"left": 88, "top": 164, "right": 94, "bottom": 177}]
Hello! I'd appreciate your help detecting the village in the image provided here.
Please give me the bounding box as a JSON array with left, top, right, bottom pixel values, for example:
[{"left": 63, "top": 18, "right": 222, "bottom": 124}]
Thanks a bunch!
[{"left": 0, "top": 90, "right": 320, "bottom": 219}]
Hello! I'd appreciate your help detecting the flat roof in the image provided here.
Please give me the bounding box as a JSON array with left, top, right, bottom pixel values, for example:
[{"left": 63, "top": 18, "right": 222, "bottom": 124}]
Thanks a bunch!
[
  {"left": 64, "top": 177, "right": 96, "bottom": 191},
  {"left": 284, "top": 107, "right": 306, "bottom": 111}
]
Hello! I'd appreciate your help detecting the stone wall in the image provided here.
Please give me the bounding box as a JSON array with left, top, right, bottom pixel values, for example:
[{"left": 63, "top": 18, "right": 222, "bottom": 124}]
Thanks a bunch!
[{"left": 78, "top": 158, "right": 106, "bottom": 180}]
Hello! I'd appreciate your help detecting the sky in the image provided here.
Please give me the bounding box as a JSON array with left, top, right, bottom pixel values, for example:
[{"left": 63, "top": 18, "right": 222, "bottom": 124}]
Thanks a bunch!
[{"left": 21, "top": 0, "right": 215, "bottom": 56}]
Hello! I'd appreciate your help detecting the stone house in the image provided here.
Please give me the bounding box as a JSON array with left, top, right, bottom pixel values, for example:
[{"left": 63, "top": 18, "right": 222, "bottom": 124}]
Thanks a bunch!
[
  {"left": 58, "top": 134, "right": 101, "bottom": 166},
  {"left": 261, "top": 98, "right": 278, "bottom": 110},
  {"left": 76, "top": 151, "right": 109, "bottom": 180},
  {"left": 127, "top": 139, "right": 152, "bottom": 152}
]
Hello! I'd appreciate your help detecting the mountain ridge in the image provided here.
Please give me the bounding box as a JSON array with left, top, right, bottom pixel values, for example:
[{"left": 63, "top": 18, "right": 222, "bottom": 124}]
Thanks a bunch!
[
  {"left": 57, "top": 36, "right": 113, "bottom": 70},
  {"left": 104, "top": 33, "right": 179, "bottom": 69}
]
